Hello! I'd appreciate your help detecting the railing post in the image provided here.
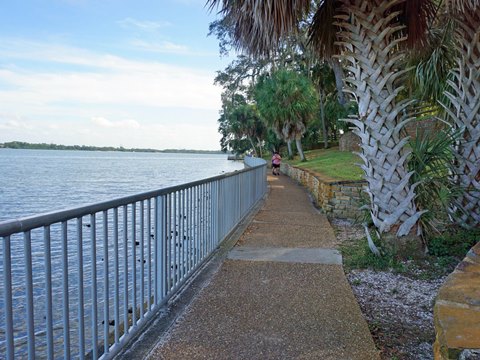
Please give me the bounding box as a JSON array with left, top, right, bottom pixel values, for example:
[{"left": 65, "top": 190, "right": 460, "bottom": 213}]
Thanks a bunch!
[
  {"left": 213, "top": 181, "right": 219, "bottom": 247},
  {"left": 155, "top": 195, "right": 166, "bottom": 303},
  {"left": 3, "top": 236, "right": 14, "bottom": 360}
]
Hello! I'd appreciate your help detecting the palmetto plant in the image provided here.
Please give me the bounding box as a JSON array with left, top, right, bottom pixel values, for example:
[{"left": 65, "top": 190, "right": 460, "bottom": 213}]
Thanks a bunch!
[
  {"left": 408, "top": 127, "right": 464, "bottom": 238},
  {"left": 208, "top": 0, "right": 437, "bottom": 252}
]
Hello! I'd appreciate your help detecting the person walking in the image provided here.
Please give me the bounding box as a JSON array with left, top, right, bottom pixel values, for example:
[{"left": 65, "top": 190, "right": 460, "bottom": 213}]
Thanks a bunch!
[{"left": 271, "top": 151, "right": 282, "bottom": 175}]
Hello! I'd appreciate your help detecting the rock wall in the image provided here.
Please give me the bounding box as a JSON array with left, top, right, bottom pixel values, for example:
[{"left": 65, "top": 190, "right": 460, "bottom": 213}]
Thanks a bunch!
[
  {"left": 281, "top": 163, "right": 366, "bottom": 220},
  {"left": 433, "top": 242, "right": 480, "bottom": 359}
]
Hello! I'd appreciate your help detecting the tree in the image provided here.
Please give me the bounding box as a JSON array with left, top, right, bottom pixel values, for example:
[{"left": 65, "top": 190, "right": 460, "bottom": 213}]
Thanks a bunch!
[
  {"left": 442, "top": 1, "right": 480, "bottom": 227},
  {"left": 214, "top": 56, "right": 270, "bottom": 156},
  {"left": 255, "top": 69, "right": 318, "bottom": 161},
  {"left": 229, "top": 103, "right": 266, "bottom": 157},
  {"left": 311, "top": 62, "right": 341, "bottom": 149},
  {"left": 217, "top": 93, "right": 267, "bottom": 156},
  {"left": 207, "top": 0, "right": 438, "bottom": 254},
  {"left": 401, "top": 3, "right": 480, "bottom": 229},
  {"left": 218, "top": 104, "right": 251, "bottom": 154},
  {"left": 210, "top": 7, "right": 352, "bottom": 152}
]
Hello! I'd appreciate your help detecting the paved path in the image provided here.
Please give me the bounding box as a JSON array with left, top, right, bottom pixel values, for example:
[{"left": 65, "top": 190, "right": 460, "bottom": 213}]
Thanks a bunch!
[{"left": 148, "top": 175, "right": 379, "bottom": 360}]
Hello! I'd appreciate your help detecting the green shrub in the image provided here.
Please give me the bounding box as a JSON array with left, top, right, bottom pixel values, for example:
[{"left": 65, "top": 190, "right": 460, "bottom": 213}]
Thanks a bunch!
[
  {"left": 428, "top": 227, "right": 480, "bottom": 258},
  {"left": 341, "top": 227, "right": 480, "bottom": 278},
  {"left": 340, "top": 238, "right": 405, "bottom": 273},
  {"left": 407, "top": 128, "right": 463, "bottom": 238}
]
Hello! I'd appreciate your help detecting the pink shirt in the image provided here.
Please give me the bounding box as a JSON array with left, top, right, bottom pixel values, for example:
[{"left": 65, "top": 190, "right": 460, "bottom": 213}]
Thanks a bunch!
[{"left": 272, "top": 154, "right": 281, "bottom": 165}]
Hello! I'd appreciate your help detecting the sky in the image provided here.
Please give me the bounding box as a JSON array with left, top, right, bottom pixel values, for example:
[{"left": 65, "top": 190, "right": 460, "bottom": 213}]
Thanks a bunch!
[{"left": 0, "top": 0, "right": 233, "bottom": 150}]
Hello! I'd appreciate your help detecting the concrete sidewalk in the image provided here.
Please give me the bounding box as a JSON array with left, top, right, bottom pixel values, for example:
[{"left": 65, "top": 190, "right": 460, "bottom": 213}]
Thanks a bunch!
[{"left": 147, "top": 174, "right": 379, "bottom": 360}]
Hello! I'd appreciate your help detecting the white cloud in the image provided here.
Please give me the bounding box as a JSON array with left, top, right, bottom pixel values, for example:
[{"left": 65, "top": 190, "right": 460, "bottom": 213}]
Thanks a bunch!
[
  {"left": 118, "top": 18, "right": 171, "bottom": 31},
  {"left": 129, "top": 39, "right": 217, "bottom": 57},
  {"left": 0, "top": 38, "right": 224, "bottom": 149},
  {"left": 0, "top": 114, "right": 35, "bottom": 130},
  {"left": 130, "top": 39, "right": 189, "bottom": 54},
  {"left": 91, "top": 117, "right": 140, "bottom": 129},
  {"left": 0, "top": 115, "right": 222, "bottom": 150},
  {"left": 0, "top": 40, "right": 221, "bottom": 111}
]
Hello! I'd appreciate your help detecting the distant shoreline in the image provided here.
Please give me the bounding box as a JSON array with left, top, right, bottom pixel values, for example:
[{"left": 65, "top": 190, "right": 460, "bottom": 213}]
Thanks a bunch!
[{"left": 0, "top": 141, "right": 224, "bottom": 154}]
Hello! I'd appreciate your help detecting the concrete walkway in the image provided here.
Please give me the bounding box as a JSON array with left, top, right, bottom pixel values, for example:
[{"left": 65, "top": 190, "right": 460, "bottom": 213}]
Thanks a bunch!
[{"left": 148, "top": 175, "right": 379, "bottom": 360}]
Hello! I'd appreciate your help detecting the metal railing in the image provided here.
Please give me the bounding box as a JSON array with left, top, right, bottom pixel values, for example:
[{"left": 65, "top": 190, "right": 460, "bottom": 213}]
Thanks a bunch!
[{"left": 0, "top": 157, "right": 266, "bottom": 359}]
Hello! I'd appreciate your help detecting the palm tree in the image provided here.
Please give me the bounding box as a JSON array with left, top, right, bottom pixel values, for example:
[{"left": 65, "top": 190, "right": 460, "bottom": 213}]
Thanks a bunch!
[
  {"left": 254, "top": 69, "right": 318, "bottom": 161},
  {"left": 443, "top": 1, "right": 480, "bottom": 227},
  {"left": 208, "top": 0, "right": 437, "bottom": 252},
  {"left": 333, "top": 1, "right": 434, "bottom": 249}
]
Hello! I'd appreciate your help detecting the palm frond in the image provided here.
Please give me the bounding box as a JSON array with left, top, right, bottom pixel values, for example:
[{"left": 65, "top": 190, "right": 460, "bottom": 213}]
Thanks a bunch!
[
  {"left": 445, "top": 0, "right": 480, "bottom": 12},
  {"left": 394, "top": 0, "right": 438, "bottom": 48},
  {"left": 408, "top": 126, "right": 464, "bottom": 237},
  {"left": 308, "top": 0, "right": 340, "bottom": 59},
  {"left": 406, "top": 18, "right": 457, "bottom": 103},
  {"left": 207, "top": 0, "right": 311, "bottom": 56}
]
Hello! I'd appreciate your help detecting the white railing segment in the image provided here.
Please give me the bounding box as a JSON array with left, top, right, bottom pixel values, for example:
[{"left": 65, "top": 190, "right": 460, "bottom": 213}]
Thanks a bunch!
[{"left": 0, "top": 158, "right": 266, "bottom": 359}]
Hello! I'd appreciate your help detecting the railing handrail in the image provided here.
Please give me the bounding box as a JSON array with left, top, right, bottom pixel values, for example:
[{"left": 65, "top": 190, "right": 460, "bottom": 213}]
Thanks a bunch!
[{"left": 0, "top": 160, "right": 265, "bottom": 237}]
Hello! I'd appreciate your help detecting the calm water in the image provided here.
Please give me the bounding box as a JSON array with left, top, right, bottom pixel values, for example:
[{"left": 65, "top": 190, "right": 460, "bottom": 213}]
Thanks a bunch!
[
  {"left": 0, "top": 149, "right": 244, "bottom": 221},
  {"left": 0, "top": 149, "right": 243, "bottom": 359}
]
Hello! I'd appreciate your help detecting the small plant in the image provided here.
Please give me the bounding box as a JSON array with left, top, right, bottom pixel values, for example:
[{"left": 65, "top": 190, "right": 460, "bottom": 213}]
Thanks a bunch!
[
  {"left": 428, "top": 226, "right": 480, "bottom": 258},
  {"left": 340, "top": 237, "right": 405, "bottom": 273},
  {"left": 351, "top": 279, "right": 362, "bottom": 286},
  {"left": 407, "top": 127, "right": 463, "bottom": 238},
  {"left": 340, "top": 226, "right": 480, "bottom": 278}
]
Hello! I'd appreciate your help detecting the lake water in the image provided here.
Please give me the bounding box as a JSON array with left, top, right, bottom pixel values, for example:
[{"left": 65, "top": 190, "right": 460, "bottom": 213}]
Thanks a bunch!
[
  {"left": 0, "top": 149, "right": 244, "bottom": 358},
  {"left": 0, "top": 149, "right": 244, "bottom": 221}
]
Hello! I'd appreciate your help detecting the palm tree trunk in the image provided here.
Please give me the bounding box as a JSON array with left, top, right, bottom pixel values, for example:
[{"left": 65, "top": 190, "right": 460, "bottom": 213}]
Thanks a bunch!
[
  {"left": 445, "top": 5, "right": 480, "bottom": 227},
  {"left": 256, "top": 137, "right": 263, "bottom": 158},
  {"left": 295, "top": 138, "right": 305, "bottom": 161},
  {"left": 248, "top": 137, "right": 258, "bottom": 157},
  {"left": 337, "top": 0, "right": 426, "bottom": 252},
  {"left": 330, "top": 57, "right": 347, "bottom": 107},
  {"left": 286, "top": 140, "right": 293, "bottom": 159},
  {"left": 319, "top": 88, "right": 328, "bottom": 149}
]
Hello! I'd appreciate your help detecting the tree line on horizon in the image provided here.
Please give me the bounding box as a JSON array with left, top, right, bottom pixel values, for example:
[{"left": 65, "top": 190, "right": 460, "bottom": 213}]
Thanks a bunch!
[{"left": 0, "top": 141, "right": 224, "bottom": 154}]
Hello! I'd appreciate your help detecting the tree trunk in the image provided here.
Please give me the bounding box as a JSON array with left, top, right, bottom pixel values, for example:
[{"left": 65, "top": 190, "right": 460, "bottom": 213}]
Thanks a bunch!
[
  {"left": 286, "top": 140, "right": 293, "bottom": 159},
  {"left": 330, "top": 57, "right": 347, "bottom": 107},
  {"left": 337, "top": 0, "right": 425, "bottom": 253},
  {"left": 445, "top": 5, "right": 480, "bottom": 227},
  {"left": 295, "top": 138, "right": 305, "bottom": 161},
  {"left": 256, "top": 137, "right": 263, "bottom": 158},
  {"left": 247, "top": 137, "right": 258, "bottom": 157},
  {"left": 319, "top": 88, "right": 328, "bottom": 149}
]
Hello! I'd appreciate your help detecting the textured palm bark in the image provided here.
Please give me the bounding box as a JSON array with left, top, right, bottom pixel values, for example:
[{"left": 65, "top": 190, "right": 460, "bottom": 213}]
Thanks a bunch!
[
  {"left": 336, "top": 0, "right": 425, "bottom": 240},
  {"left": 295, "top": 138, "right": 306, "bottom": 161},
  {"left": 445, "top": 5, "right": 480, "bottom": 227}
]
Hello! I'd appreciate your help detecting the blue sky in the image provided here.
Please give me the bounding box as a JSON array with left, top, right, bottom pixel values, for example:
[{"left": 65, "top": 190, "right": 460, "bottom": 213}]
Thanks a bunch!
[{"left": 0, "top": 0, "right": 232, "bottom": 150}]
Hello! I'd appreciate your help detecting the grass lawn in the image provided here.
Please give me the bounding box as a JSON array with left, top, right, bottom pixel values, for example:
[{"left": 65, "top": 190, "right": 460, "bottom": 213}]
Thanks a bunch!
[{"left": 286, "top": 147, "right": 364, "bottom": 181}]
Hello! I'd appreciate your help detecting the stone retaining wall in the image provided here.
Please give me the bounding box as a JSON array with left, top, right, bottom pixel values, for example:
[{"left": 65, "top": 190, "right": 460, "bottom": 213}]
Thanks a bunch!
[
  {"left": 281, "top": 163, "right": 366, "bottom": 220},
  {"left": 434, "top": 241, "right": 480, "bottom": 359}
]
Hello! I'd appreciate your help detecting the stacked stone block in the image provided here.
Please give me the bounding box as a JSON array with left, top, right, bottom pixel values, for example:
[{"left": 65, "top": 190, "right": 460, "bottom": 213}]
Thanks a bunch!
[
  {"left": 281, "top": 163, "right": 366, "bottom": 220},
  {"left": 434, "top": 241, "right": 480, "bottom": 359}
]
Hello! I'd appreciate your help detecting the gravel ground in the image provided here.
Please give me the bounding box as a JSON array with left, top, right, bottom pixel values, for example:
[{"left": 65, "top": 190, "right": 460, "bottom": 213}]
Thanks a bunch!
[{"left": 331, "top": 218, "right": 447, "bottom": 360}]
